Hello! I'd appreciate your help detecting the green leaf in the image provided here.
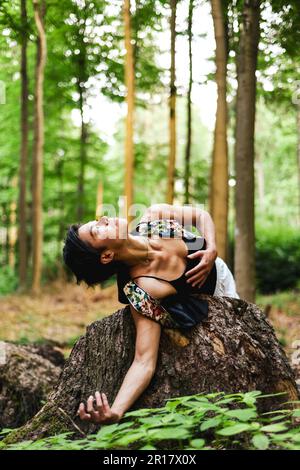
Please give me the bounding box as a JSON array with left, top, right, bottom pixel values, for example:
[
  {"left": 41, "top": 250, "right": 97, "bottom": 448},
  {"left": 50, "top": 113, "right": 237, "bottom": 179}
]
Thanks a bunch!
[
  {"left": 139, "top": 444, "right": 157, "bottom": 450},
  {"left": 241, "top": 391, "right": 262, "bottom": 407},
  {"left": 225, "top": 408, "right": 257, "bottom": 421},
  {"left": 111, "top": 432, "right": 146, "bottom": 447},
  {"left": 200, "top": 417, "right": 222, "bottom": 431},
  {"left": 252, "top": 433, "right": 270, "bottom": 450},
  {"left": 217, "top": 423, "right": 252, "bottom": 436},
  {"left": 189, "top": 438, "right": 205, "bottom": 449},
  {"left": 292, "top": 409, "right": 300, "bottom": 418},
  {"left": 260, "top": 423, "right": 288, "bottom": 433},
  {"left": 126, "top": 408, "right": 163, "bottom": 417},
  {"left": 147, "top": 426, "right": 190, "bottom": 440},
  {"left": 96, "top": 423, "right": 120, "bottom": 439}
]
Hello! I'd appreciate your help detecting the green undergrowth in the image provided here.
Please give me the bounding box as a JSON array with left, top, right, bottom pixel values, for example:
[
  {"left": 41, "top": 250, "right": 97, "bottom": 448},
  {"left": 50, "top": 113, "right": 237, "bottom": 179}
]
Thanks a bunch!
[{"left": 1, "top": 391, "right": 300, "bottom": 450}]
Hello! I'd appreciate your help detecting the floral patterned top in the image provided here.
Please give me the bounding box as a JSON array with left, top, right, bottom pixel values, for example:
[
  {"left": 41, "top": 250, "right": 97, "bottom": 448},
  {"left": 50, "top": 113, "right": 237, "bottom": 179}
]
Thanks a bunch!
[{"left": 136, "top": 218, "right": 197, "bottom": 240}]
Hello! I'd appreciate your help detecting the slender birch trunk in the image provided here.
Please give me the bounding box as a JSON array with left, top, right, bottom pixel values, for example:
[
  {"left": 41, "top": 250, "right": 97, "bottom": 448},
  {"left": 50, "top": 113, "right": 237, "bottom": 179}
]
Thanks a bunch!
[{"left": 31, "top": 0, "right": 46, "bottom": 294}]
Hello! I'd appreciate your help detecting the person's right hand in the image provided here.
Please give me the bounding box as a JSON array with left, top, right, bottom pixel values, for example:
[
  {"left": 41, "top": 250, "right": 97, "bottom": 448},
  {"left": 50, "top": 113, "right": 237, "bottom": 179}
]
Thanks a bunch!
[{"left": 77, "top": 391, "right": 121, "bottom": 424}]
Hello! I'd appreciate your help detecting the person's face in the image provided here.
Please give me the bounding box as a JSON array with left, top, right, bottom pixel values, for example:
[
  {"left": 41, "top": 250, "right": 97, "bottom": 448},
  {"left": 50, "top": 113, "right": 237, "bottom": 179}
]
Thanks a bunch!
[{"left": 78, "top": 216, "right": 128, "bottom": 264}]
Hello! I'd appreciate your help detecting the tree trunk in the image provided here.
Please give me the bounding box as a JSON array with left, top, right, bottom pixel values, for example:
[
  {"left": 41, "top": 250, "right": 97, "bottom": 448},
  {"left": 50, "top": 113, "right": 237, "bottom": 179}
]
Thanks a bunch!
[
  {"left": 4, "top": 295, "right": 298, "bottom": 444},
  {"left": 184, "top": 0, "right": 193, "bottom": 205},
  {"left": 8, "top": 177, "right": 18, "bottom": 269},
  {"left": 31, "top": 0, "right": 47, "bottom": 294},
  {"left": 0, "top": 342, "right": 64, "bottom": 429},
  {"left": 77, "top": 73, "right": 88, "bottom": 222},
  {"left": 124, "top": 0, "right": 135, "bottom": 223},
  {"left": 18, "top": 0, "right": 29, "bottom": 291},
  {"left": 234, "top": 0, "right": 260, "bottom": 302},
  {"left": 297, "top": 103, "right": 300, "bottom": 225},
  {"left": 167, "top": 0, "right": 177, "bottom": 205},
  {"left": 209, "top": 0, "right": 229, "bottom": 262}
]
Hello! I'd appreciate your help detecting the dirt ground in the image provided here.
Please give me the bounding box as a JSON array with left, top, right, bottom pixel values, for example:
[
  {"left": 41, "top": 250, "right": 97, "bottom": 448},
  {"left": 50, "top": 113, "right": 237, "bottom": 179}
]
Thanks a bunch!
[{"left": 0, "top": 280, "right": 122, "bottom": 347}]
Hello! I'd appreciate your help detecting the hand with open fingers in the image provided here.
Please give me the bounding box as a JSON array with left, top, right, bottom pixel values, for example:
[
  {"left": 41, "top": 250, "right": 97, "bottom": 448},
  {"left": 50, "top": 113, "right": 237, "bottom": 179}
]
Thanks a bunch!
[
  {"left": 185, "top": 248, "right": 217, "bottom": 289},
  {"left": 77, "top": 391, "right": 121, "bottom": 424}
]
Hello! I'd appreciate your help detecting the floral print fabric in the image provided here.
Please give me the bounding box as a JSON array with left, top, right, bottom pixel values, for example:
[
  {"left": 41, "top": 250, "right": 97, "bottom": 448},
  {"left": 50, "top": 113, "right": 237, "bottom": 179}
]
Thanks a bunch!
[
  {"left": 136, "top": 218, "right": 197, "bottom": 239},
  {"left": 123, "top": 280, "right": 180, "bottom": 329}
]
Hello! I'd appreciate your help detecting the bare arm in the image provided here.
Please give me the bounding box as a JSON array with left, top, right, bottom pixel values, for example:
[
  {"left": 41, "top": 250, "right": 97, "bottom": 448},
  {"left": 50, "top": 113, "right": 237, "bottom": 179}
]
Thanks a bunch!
[
  {"left": 77, "top": 305, "right": 161, "bottom": 423},
  {"left": 140, "top": 203, "right": 217, "bottom": 288},
  {"left": 110, "top": 306, "right": 161, "bottom": 418},
  {"left": 141, "top": 203, "right": 217, "bottom": 254}
]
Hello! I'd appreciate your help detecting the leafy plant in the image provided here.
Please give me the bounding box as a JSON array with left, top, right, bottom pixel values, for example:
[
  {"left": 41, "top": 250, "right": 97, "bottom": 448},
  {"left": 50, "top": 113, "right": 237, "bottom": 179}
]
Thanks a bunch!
[{"left": 2, "top": 390, "right": 300, "bottom": 451}]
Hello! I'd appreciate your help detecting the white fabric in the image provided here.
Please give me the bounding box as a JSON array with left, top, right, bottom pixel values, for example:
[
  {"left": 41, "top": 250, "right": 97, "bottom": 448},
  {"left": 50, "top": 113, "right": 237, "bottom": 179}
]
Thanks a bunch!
[{"left": 213, "top": 257, "right": 240, "bottom": 299}]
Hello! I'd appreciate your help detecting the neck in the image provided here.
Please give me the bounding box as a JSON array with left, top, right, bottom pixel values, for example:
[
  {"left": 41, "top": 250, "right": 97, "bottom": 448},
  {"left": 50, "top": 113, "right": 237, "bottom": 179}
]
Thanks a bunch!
[{"left": 115, "top": 234, "right": 158, "bottom": 267}]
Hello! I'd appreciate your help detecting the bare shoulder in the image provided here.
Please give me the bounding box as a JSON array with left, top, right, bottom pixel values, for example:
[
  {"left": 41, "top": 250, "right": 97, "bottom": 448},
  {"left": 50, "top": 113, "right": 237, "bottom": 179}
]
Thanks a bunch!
[{"left": 134, "top": 276, "right": 177, "bottom": 299}]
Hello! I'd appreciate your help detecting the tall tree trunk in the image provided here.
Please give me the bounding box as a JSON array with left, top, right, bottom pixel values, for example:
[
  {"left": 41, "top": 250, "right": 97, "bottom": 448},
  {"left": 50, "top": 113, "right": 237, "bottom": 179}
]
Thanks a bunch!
[
  {"left": 124, "top": 0, "right": 135, "bottom": 223},
  {"left": 297, "top": 103, "right": 300, "bottom": 225},
  {"left": 209, "top": 0, "right": 229, "bottom": 262},
  {"left": 18, "top": 0, "right": 29, "bottom": 291},
  {"left": 234, "top": 0, "right": 260, "bottom": 302},
  {"left": 167, "top": 0, "right": 177, "bottom": 204},
  {"left": 4, "top": 295, "right": 299, "bottom": 444},
  {"left": 31, "top": 0, "right": 46, "bottom": 294},
  {"left": 77, "top": 71, "right": 87, "bottom": 222},
  {"left": 184, "top": 0, "right": 193, "bottom": 205},
  {"left": 8, "top": 177, "right": 18, "bottom": 269},
  {"left": 56, "top": 156, "right": 65, "bottom": 266}
]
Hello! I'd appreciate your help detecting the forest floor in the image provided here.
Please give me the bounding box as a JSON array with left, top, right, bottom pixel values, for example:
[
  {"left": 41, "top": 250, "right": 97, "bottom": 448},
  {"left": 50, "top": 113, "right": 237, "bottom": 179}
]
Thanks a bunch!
[{"left": 0, "top": 280, "right": 299, "bottom": 382}]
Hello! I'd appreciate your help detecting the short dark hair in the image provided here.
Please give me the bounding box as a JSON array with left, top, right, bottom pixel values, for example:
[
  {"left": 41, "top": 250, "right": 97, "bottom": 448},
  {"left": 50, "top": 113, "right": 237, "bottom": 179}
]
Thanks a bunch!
[{"left": 62, "top": 223, "right": 121, "bottom": 287}]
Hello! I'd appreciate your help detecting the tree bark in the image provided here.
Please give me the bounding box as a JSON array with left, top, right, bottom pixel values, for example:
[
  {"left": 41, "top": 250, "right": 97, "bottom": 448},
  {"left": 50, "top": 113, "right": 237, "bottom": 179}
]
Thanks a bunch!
[
  {"left": 31, "top": 0, "right": 47, "bottom": 294},
  {"left": 209, "top": 0, "right": 229, "bottom": 262},
  {"left": 0, "top": 342, "right": 63, "bottom": 429},
  {"left": 297, "top": 103, "right": 300, "bottom": 225},
  {"left": 184, "top": 0, "right": 193, "bottom": 205},
  {"left": 167, "top": 0, "right": 177, "bottom": 205},
  {"left": 18, "top": 0, "right": 29, "bottom": 291},
  {"left": 76, "top": 68, "right": 88, "bottom": 222},
  {"left": 4, "top": 295, "right": 299, "bottom": 444},
  {"left": 234, "top": 0, "right": 260, "bottom": 302},
  {"left": 124, "top": 0, "right": 135, "bottom": 223},
  {"left": 8, "top": 177, "right": 18, "bottom": 269}
]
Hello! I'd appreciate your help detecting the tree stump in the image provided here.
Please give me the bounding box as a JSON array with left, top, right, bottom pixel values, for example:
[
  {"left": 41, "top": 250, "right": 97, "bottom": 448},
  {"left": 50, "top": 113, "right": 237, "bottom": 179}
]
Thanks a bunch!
[
  {"left": 0, "top": 342, "right": 64, "bottom": 429},
  {"left": 4, "top": 295, "right": 299, "bottom": 444}
]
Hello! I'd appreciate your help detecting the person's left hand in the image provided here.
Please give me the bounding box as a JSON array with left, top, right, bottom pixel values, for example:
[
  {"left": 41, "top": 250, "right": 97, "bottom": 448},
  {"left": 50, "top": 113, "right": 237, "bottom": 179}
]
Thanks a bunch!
[
  {"left": 185, "top": 248, "right": 217, "bottom": 288},
  {"left": 77, "top": 391, "right": 121, "bottom": 424}
]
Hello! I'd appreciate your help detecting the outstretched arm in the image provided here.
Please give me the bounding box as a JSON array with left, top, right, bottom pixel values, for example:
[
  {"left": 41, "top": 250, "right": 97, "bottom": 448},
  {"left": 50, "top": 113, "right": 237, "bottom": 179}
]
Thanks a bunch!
[{"left": 77, "top": 305, "right": 161, "bottom": 424}]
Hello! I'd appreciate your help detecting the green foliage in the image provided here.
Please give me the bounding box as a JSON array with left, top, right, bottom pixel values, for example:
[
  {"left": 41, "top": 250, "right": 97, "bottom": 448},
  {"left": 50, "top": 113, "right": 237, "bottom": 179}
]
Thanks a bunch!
[
  {"left": 2, "top": 391, "right": 300, "bottom": 451},
  {"left": 0, "top": 0, "right": 299, "bottom": 294},
  {"left": 0, "top": 265, "right": 18, "bottom": 295},
  {"left": 255, "top": 224, "right": 300, "bottom": 294}
]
